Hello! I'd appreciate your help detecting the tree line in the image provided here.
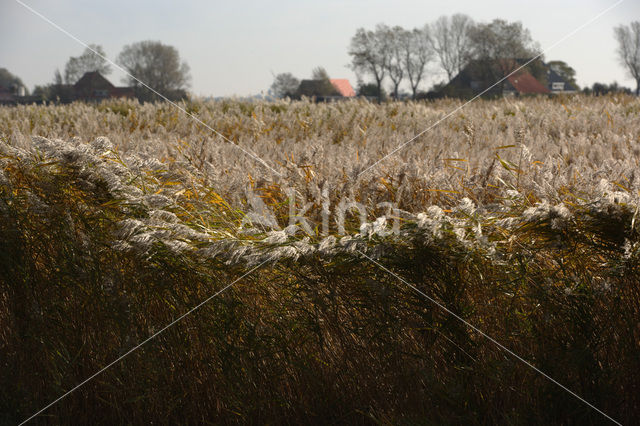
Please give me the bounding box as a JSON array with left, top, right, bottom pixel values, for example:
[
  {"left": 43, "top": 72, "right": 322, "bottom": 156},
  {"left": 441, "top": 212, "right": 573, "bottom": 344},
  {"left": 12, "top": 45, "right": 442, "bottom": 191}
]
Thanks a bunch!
[
  {"left": 270, "top": 15, "right": 571, "bottom": 102},
  {"left": 2, "top": 18, "right": 639, "bottom": 103},
  {"left": 32, "top": 41, "right": 191, "bottom": 103},
  {"left": 268, "top": 15, "right": 539, "bottom": 101},
  {"left": 349, "top": 16, "right": 640, "bottom": 100},
  {"left": 348, "top": 15, "right": 547, "bottom": 101}
]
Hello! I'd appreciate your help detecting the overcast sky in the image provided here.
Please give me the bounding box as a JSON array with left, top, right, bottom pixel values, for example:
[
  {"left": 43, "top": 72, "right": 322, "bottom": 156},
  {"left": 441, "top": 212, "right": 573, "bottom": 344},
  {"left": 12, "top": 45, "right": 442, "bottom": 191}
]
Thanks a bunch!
[{"left": 1, "top": 0, "right": 638, "bottom": 97}]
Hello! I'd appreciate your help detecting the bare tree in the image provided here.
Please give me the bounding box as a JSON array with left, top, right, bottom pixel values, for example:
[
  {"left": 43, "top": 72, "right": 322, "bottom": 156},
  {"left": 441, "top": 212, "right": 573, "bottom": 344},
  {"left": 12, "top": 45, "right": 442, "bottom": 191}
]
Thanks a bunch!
[
  {"left": 467, "top": 19, "right": 541, "bottom": 82},
  {"left": 117, "top": 40, "right": 191, "bottom": 102},
  {"left": 311, "top": 66, "right": 338, "bottom": 96},
  {"left": 468, "top": 20, "right": 538, "bottom": 61},
  {"left": 53, "top": 69, "right": 63, "bottom": 85},
  {"left": 400, "top": 27, "right": 433, "bottom": 99},
  {"left": 386, "top": 26, "right": 405, "bottom": 100},
  {"left": 614, "top": 21, "right": 640, "bottom": 95},
  {"left": 270, "top": 73, "right": 299, "bottom": 98},
  {"left": 64, "top": 44, "right": 112, "bottom": 84},
  {"left": 429, "top": 14, "right": 474, "bottom": 81},
  {"left": 311, "top": 67, "right": 330, "bottom": 81},
  {"left": 349, "top": 24, "right": 391, "bottom": 102}
]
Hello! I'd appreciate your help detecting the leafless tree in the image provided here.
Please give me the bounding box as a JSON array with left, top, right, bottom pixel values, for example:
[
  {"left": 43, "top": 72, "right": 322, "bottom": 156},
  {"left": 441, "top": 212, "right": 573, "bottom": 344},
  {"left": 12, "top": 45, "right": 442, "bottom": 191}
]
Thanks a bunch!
[
  {"left": 349, "top": 24, "right": 391, "bottom": 102},
  {"left": 54, "top": 69, "right": 63, "bottom": 85},
  {"left": 311, "top": 67, "right": 330, "bottom": 81},
  {"left": 614, "top": 21, "right": 640, "bottom": 95},
  {"left": 400, "top": 27, "right": 433, "bottom": 99},
  {"left": 311, "top": 66, "right": 338, "bottom": 96},
  {"left": 386, "top": 26, "right": 405, "bottom": 100},
  {"left": 117, "top": 40, "right": 191, "bottom": 102},
  {"left": 64, "top": 44, "right": 112, "bottom": 84},
  {"left": 429, "top": 14, "right": 474, "bottom": 81},
  {"left": 468, "top": 19, "right": 538, "bottom": 62},
  {"left": 467, "top": 19, "right": 541, "bottom": 82},
  {"left": 270, "top": 73, "right": 299, "bottom": 98}
]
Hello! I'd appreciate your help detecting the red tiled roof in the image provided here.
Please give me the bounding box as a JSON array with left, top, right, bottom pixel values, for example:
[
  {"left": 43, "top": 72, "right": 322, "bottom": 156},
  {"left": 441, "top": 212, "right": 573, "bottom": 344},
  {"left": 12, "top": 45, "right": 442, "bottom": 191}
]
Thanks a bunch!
[
  {"left": 507, "top": 72, "right": 549, "bottom": 94},
  {"left": 330, "top": 79, "right": 356, "bottom": 97}
]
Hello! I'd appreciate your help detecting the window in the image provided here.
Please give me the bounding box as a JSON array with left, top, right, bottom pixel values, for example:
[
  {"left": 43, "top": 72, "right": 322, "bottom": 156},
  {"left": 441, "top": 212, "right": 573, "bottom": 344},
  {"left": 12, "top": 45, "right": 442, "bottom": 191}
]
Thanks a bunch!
[
  {"left": 94, "top": 89, "right": 109, "bottom": 97},
  {"left": 552, "top": 82, "right": 565, "bottom": 91}
]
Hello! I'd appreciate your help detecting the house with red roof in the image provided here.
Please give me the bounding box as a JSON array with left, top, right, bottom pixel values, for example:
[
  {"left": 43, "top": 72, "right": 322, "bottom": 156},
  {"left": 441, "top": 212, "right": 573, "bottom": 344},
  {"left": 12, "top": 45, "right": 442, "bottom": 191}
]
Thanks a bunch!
[
  {"left": 437, "top": 59, "right": 573, "bottom": 99},
  {"left": 502, "top": 70, "right": 549, "bottom": 95},
  {"left": 295, "top": 78, "right": 356, "bottom": 101},
  {"left": 329, "top": 79, "right": 356, "bottom": 97}
]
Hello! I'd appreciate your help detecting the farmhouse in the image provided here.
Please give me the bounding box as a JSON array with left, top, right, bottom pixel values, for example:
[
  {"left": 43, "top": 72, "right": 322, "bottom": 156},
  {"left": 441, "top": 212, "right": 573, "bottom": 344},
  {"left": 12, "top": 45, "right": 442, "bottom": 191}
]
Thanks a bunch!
[
  {"left": 0, "top": 83, "right": 28, "bottom": 104},
  {"left": 0, "top": 71, "right": 135, "bottom": 105},
  {"left": 502, "top": 70, "right": 550, "bottom": 96},
  {"left": 43, "top": 72, "right": 135, "bottom": 104},
  {"left": 329, "top": 79, "right": 356, "bottom": 97},
  {"left": 438, "top": 59, "right": 576, "bottom": 98},
  {"left": 296, "top": 78, "right": 356, "bottom": 101},
  {"left": 0, "top": 86, "right": 15, "bottom": 103},
  {"left": 69, "top": 71, "right": 134, "bottom": 101}
]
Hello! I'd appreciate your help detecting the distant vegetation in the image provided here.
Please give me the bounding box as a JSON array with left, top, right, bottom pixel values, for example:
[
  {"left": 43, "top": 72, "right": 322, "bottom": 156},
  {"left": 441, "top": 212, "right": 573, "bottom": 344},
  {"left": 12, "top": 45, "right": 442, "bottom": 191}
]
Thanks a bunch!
[
  {"left": 268, "top": 17, "right": 638, "bottom": 101},
  {"left": 26, "top": 41, "right": 191, "bottom": 103}
]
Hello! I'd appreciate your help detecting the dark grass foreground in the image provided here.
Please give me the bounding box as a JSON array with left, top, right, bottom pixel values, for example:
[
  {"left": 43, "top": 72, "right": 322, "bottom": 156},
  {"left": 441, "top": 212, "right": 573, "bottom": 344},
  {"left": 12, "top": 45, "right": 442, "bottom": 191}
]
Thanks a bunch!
[{"left": 1, "top": 150, "right": 640, "bottom": 425}]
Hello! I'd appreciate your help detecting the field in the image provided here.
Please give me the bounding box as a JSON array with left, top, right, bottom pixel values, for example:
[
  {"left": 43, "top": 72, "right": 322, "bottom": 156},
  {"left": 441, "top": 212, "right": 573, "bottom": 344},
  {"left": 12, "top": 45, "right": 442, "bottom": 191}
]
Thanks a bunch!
[{"left": 1, "top": 95, "right": 640, "bottom": 424}]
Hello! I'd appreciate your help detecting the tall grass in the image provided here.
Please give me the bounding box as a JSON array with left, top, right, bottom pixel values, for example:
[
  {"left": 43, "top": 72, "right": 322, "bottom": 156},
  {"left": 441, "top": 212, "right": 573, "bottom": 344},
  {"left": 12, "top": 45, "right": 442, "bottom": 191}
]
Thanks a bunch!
[{"left": 1, "top": 95, "right": 639, "bottom": 423}]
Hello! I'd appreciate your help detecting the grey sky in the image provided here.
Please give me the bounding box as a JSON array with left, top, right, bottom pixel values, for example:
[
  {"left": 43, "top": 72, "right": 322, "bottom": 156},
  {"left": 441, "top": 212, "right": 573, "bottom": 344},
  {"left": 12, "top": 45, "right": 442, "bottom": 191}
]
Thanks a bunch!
[{"left": 1, "top": 0, "right": 638, "bottom": 97}]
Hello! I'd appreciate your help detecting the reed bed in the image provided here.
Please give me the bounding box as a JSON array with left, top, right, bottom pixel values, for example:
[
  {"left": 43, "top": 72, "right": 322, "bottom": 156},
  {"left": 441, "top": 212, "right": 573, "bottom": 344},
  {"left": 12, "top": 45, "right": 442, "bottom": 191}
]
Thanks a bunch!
[{"left": 1, "top": 95, "right": 639, "bottom": 424}]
